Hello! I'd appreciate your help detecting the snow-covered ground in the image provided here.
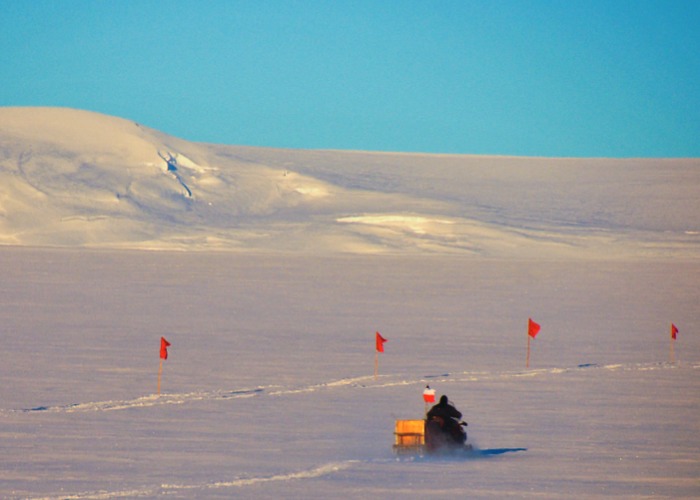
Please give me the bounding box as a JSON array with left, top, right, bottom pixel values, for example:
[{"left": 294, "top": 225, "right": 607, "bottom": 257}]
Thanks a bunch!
[
  {"left": 0, "top": 108, "right": 699, "bottom": 498},
  {"left": 1, "top": 250, "right": 698, "bottom": 499}
]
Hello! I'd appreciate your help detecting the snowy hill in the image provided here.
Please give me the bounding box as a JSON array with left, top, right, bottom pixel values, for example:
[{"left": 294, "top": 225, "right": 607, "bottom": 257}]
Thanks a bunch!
[{"left": 1, "top": 107, "right": 698, "bottom": 257}]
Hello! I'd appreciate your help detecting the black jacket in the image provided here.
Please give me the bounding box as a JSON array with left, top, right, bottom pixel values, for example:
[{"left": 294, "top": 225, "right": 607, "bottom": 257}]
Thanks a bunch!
[{"left": 427, "top": 396, "right": 462, "bottom": 421}]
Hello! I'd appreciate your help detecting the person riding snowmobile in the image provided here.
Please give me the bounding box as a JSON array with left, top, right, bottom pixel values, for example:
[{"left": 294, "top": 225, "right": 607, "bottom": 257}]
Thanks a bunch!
[{"left": 425, "top": 395, "right": 467, "bottom": 449}]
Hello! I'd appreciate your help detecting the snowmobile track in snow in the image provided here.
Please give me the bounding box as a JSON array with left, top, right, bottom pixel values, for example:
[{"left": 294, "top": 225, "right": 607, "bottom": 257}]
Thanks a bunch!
[{"left": 5, "top": 361, "right": 695, "bottom": 416}]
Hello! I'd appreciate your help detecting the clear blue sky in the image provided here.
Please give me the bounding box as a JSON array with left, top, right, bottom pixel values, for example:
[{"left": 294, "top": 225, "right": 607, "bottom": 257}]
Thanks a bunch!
[{"left": 2, "top": 0, "right": 699, "bottom": 157}]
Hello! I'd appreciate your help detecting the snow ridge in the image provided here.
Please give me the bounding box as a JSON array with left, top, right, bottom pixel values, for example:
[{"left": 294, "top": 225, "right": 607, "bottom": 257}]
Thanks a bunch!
[
  {"left": 163, "top": 460, "right": 357, "bottom": 491},
  {"left": 30, "top": 461, "right": 358, "bottom": 499},
  {"left": 11, "top": 387, "right": 265, "bottom": 414},
  {"left": 6, "top": 361, "right": 693, "bottom": 416}
]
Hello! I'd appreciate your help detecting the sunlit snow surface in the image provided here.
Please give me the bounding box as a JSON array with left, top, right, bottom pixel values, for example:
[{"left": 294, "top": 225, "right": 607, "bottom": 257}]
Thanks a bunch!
[
  {"left": 1, "top": 107, "right": 700, "bottom": 257},
  {"left": 0, "top": 108, "right": 698, "bottom": 498},
  {"left": 1, "top": 250, "right": 698, "bottom": 499}
]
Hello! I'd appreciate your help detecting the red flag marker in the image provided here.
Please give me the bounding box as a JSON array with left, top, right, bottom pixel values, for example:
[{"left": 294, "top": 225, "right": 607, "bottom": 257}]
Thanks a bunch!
[
  {"left": 670, "top": 323, "right": 679, "bottom": 363},
  {"left": 528, "top": 318, "right": 541, "bottom": 338},
  {"left": 160, "top": 337, "right": 171, "bottom": 360},
  {"left": 526, "top": 318, "right": 540, "bottom": 368},
  {"left": 157, "top": 337, "right": 171, "bottom": 395},
  {"left": 374, "top": 332, "right": 387, "bottom": 380},
  {"left": 375, "top": 332, "right": 387, "bottom": 353}
]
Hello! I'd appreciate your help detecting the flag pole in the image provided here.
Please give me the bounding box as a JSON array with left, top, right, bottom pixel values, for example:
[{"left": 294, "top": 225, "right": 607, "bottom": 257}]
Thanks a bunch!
[
  {"left": 157, "top": 358, "right": 164, "bottom": 395},
  {"left": 670, "top": 337, "right": 674, "bottom": 363},
  {"left": 374, "top": 351, "right": 379, "bottom": 380},
  {"left": 669, "top": 324, "right": 675, "bottom": 364},
  {"left": 526, "top": 332, "right": 531, "bottom": 368}
]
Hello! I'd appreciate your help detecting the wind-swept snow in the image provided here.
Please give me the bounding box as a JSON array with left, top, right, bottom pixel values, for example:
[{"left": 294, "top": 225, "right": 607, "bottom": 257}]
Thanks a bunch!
[
  {"left": 1, "top": 107, "right": 699, "bottom": 257},
  {"left": 1, "top": 250, "right": 698, "bottom": 498}
]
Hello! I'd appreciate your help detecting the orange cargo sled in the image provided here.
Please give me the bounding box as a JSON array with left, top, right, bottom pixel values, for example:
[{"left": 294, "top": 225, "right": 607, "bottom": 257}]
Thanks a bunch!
[
  {"left": 394, "top": 418, "right": 473, "bottom": 455},
  {"left": 393, "top": 419, "right": 425, "bottom": 454}
]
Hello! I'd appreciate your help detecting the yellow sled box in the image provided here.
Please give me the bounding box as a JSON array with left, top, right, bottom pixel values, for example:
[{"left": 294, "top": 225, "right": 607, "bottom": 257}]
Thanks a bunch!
[{"left": 393, "top": 419, "right": 425, "bottom": 453}]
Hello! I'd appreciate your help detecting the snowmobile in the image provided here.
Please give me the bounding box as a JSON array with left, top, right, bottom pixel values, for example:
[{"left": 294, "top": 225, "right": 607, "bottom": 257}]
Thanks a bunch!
[
  {"left": 393, "top": 417, "right": 472, "bottom": 456},
  {"left": 425, "top": 414, "right": 470, "bottom": 453}
]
